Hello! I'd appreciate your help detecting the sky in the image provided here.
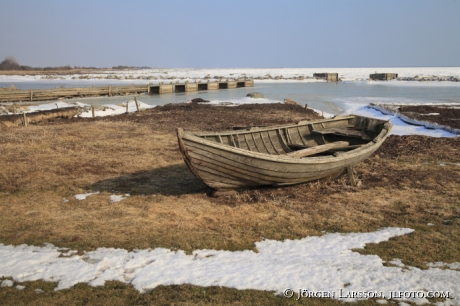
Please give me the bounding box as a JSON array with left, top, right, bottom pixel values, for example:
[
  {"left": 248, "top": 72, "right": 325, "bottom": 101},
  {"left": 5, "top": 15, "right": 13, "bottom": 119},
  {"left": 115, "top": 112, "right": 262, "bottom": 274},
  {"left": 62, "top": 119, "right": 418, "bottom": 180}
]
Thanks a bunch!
[{"left": 0, "top": 0, "right": 459, "bottom": 68}]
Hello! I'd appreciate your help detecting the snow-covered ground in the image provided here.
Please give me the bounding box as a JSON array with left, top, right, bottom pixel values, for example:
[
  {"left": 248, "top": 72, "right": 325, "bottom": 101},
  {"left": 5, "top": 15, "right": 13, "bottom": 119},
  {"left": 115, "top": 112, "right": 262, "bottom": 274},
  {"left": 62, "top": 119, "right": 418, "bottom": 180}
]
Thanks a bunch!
[
  {"left": 1, "top": 227, "right": 459, "bottom": 305},
  {"left": 1, "top": 67, "right": 460, "bottom": 83},
  {"left": 1, "top": 100, "right": 156, "bottom": 118},
  {"left": 338, "top": 102, "right": 459, "bottom": 137}
]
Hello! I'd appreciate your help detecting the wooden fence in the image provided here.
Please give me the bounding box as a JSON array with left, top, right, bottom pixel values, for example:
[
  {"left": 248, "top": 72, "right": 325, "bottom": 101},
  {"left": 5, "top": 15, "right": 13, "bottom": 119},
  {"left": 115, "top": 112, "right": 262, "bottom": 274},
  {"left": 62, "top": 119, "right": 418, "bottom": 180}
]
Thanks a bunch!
[
  {"left": 0, "top": 84, "right": 149, "bottom": 103},
  {"left": 0, "top": 79, "right": 255, "bottom": 103}
]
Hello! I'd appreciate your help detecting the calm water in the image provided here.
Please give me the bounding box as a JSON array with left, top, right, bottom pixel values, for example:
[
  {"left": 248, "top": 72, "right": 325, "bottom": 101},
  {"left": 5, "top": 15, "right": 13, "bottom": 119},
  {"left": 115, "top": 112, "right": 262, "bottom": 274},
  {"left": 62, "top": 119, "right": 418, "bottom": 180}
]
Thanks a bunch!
[{"left": 2, "top": 80, "right": 459, "bottom": 115}]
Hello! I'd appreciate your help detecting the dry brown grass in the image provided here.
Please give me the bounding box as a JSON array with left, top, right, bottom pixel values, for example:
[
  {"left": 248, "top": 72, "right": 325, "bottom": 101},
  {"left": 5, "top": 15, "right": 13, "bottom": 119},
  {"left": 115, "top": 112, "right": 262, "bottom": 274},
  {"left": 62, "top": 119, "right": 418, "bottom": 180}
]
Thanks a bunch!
[
  {"left": 0, "top": 281, "right": 388, "bottom": 306},
  {"left": 0, "top": 106, "right": 459, "bottom": 304}
]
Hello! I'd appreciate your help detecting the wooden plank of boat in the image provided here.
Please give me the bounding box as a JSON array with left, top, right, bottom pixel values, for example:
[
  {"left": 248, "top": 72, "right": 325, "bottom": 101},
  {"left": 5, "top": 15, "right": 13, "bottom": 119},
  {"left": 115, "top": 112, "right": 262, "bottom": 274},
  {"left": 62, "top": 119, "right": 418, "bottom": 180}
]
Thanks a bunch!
[
  {"left": 286, "top": 141, "right": 349, "bottom": 158},
  {"left": 312, "top": 127, "right": 371, "bottom": 140},
  {"left": 288, "top": 143, "right": 364, "bottom": 152},
  {"left": 327, "top": 144, "right": 364, "bottom": 152},
  {"left": 186, "top": 147, "right": 342, "bottom": 182}
]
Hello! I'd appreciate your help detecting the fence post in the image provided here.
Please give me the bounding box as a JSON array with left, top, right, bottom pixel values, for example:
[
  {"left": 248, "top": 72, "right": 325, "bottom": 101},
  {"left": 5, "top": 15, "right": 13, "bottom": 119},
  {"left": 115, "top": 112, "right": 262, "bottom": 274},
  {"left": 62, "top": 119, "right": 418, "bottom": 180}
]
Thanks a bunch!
[
  {"left": 134, "top": 97, "right": 140, "bottom": 112},
  {"left": 92, "top": 106, "right": 95, "bottom": 118},
  {"left": 23, "top": 112, "right": 28, "bottom": 127},
  {"left": 126, "top": 101, "right": 129, "bottom": 114}
]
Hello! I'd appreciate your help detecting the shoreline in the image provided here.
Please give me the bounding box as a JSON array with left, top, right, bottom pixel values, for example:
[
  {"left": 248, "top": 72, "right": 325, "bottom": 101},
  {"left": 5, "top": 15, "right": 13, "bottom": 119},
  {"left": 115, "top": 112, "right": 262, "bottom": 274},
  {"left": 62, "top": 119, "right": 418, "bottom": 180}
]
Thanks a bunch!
[{"left": 2, "top": 100, "right": 459, "bottom": 137}]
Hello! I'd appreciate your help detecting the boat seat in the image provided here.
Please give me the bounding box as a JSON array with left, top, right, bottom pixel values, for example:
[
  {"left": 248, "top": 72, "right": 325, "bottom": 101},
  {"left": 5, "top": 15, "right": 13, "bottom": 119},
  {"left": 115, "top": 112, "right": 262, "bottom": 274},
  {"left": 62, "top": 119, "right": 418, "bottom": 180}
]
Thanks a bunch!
[
  {"left": 286, "top": 141, "right": 349, "bottom": 158},
  {"left": 312, "top": 127, "right": 371, "bottom": 140}
]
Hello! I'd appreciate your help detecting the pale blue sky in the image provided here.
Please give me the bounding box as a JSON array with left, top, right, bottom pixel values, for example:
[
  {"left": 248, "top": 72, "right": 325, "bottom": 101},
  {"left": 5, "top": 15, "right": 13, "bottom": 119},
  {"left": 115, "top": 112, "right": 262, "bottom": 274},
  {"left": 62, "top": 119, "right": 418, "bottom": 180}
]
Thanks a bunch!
[{"left": 1, "top": 0, "right": 459, "bottom": 68}]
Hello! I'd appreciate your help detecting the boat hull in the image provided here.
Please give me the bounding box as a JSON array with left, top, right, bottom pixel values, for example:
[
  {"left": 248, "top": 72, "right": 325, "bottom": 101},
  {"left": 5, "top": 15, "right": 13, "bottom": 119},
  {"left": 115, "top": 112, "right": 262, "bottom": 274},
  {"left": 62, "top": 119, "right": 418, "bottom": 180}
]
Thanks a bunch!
[{"left": 177, "top": 115, "right": 391, "bottom": 190}]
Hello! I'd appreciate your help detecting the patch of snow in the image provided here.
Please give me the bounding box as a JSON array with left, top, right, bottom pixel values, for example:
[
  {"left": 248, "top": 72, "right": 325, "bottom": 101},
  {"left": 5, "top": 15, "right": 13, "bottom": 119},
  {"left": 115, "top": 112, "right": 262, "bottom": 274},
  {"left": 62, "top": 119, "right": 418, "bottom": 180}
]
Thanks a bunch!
[
  {"left": 1, "top": 100, "right": 155, "bottom": 118},
  {"left": 110, "top": 194, "right": 128, "bottom": 203},
  {"left": 78, "top": 100, "right": 155, "bottom": 118},
  {"left": 427, "top": 262, "right": 460, "bottom": 271},
  {"left": 388, "top": 259, "right": 406, "bottom": 267},
  {"left": 340, "top": 103, "right": 458, "bottom": 137},
  {"left": 437, "top": 162, "right": 460, "bottom": 167},
  {"left": 27, "top": 101, "right": 77, "bottom": 112},
  {"left": 1, "top": 279, "right": 13, "bottom": 287},
  {"left": 366, "top": 104, "right": 460, "bottom": 136},
  {"left": 1, "top": 227, "right": 459, "bottom": 305},
  {"left": 74, "top": 192, "right": 100, "bottom": 200}
]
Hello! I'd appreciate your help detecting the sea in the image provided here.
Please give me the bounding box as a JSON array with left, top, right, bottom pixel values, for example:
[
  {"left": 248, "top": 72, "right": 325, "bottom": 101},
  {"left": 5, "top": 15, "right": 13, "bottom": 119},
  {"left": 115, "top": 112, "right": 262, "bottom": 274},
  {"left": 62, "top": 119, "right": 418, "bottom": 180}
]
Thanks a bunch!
[{"left": 1, "top": 79, "right": 460, "bottom": 116}]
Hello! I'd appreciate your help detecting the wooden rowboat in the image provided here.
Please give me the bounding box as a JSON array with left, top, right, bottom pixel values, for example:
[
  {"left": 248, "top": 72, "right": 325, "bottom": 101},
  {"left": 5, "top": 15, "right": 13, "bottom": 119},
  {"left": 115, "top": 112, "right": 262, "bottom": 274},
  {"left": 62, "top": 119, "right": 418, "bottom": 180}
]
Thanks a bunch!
[{"left": 177, "top": 115, "right": 392, "bottom": 190}]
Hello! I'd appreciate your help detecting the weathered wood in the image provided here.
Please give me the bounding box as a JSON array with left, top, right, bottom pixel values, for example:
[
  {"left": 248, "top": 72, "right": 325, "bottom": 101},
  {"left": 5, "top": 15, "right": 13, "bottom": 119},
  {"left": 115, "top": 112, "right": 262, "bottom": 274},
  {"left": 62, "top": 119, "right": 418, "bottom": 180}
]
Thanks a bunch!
[
  {"left": 370, "top": 73, "right": 398, "bottom": 81},
  {"left": 288, "top": 143, "right": 364, "bottom": 152},
  {"left": 258, "top": 132, "right": 269, "bottom": 153},
  {"left": 267, "top": 131, "right": 281, "bottom": 155},
  {"left": 327, "top": 144, "right": 364, "bottom": 152},
  {"left": 177, "top": 116, "right": 392, "bottom": 190},
  {"left": 0, "top": 84, "right": 148, "bottom": 102},
  {"left": 0, "top": 107, "right": 80, "bottom": 128},
  {"left": 296, "top": 126, "right": 308, "bottom": 145},
  {"left": 251, "top": 133, "right": 262, "bottom": 153},
  {"left": 134, "top": 97, "right": 140, "bottom": 112},
  {"left": 312, "top": 127, "right": 371, "bottom": 140},
  {"left": 313, "top": 73, "right": 338, "bottom": 82},
  {"left": 285, "top": 128, "right": 293, "bottom": 144},
  {"left": 186, "top": 145, "right": 342, "bottom": 181},
  {"left": 346, "top": 165, "right": 362, "bottom": 187},
  {"left": 287, "top": 143, "right": 309, "bottom": 150},
  {"left": 276, "top": 129, "right": 291, "bottom": 153},
  {"left": 23, "top": 112, "right": 28, "bottom": 127},
  {"left": 286, "top": 141, "right": 349, "bottom": 158},
  {"left": 243, "top": 134, "right": 252, "bottom": 152}
]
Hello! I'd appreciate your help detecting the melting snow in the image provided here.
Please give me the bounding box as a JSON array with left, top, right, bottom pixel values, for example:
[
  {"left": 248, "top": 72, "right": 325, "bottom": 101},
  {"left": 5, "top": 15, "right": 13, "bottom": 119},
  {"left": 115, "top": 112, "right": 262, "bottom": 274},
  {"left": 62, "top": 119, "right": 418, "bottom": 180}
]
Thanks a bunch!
[
  {"left": 74, "top": 192, "right": 100, "bottom": 200},
  {"left": 1, "top": 228, "right": 459, "bottom": 304}
]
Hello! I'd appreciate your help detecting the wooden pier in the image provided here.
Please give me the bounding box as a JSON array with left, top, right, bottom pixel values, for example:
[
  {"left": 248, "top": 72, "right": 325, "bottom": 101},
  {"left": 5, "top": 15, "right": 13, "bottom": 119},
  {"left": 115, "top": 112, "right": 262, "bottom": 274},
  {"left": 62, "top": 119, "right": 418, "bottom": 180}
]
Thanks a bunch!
[
  {"left": 313, "top": 73, "right": 339, "bottom": 82},
  {"left": 369, "top": 73, "right": 398, "bottom": 81},
  {"left": 148, "top": 79, "right": 253, "bottom": 94},
  {"left": 0, "top": 79, "right": 254, "bottom": 103}
]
